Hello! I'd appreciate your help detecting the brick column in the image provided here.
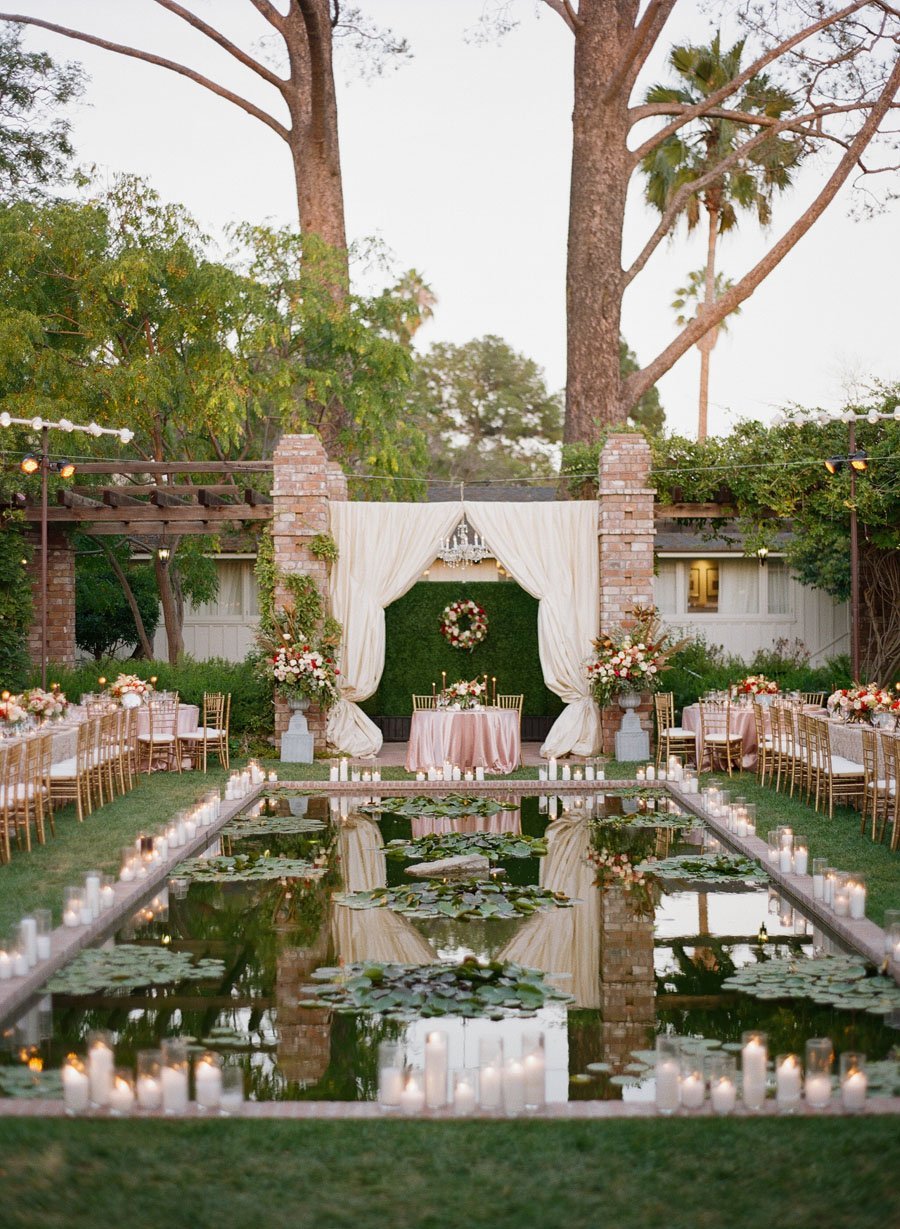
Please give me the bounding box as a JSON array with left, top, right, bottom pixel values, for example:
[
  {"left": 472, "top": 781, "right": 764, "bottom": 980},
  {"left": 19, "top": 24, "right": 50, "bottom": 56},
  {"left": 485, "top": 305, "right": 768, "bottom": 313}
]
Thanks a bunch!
[
  {"left": 271, "top": 434, "right": 345, "bottom": 752},
  {"left": 598, "top": 886, "right": 656, "bottom": 1073},
  {"left": 25, "top": 527, "right": 76, "bottom": 671},
  {"left": 597, "top": 433, "right": 655, "bottom": 756}
]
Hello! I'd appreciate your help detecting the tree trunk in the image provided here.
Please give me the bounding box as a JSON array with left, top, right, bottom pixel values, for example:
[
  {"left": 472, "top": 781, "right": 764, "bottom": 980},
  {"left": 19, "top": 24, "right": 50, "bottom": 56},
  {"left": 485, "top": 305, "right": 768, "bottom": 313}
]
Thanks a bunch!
[
  {"left": 94, "top": 537, "right": 155, "bottom": 659},
  {"left": 696, "top": 205, "right": 719, "bottom": 442},
  {"left": 564, "top": 2, "right": 636, "bottom": 441},
  {"left": 155, "top": 553, "right": 183, "bottom": 665}
]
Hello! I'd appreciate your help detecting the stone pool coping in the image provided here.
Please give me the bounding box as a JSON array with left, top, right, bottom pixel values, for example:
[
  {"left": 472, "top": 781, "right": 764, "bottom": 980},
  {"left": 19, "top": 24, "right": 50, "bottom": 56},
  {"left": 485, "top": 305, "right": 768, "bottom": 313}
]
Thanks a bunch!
[
  {"left": 1, "top": 1097, "right": 898, "bottom": 1120},
  {"left": 0, "top": 783, "right": 264, "bottom": 1027}
]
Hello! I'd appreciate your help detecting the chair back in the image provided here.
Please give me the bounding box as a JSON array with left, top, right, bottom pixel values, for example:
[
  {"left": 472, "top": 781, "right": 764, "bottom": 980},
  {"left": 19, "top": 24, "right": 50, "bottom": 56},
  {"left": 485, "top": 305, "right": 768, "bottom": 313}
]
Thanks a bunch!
[
  {"left": 497, "top": 694, "right": 524, "bottom": 715},
  {"left": 752, "top": 702, "right": 767, "bottom": 749},
  {"left": 148, "top": 697, "right": 179, "bottom": 738},
  {"left": 412, "top": 694, "right": 437, "bottom": 711},
  {"left": 880, "top": 731, "right": 898, "bottom": 788},
  {"left": 860, "top": 727, "right": 878, "bottom": 790},
  {"left": 801, "top": 692, "right": 826, "bottom": 708},
  {"left": 699, "top": 701, "right": 730, "bottom": 741},
  {"left": 78, "top": 716, "right": 101, "bottom": 775},
  {"left": 203, "top": 692, "right": 226, "bottom": 728}
]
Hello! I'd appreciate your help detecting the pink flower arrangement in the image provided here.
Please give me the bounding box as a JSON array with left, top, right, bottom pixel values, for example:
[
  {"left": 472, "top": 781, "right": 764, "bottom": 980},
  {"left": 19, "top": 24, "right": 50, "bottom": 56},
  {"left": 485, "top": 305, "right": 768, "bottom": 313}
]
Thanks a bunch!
[
  {"left": 107, "top": 674, "right": 154, "bottom": 701},
  {"left": 827, "top": 683, "right": 893, "bottom": 724},
  {"left": 736, "top": 674, "right": 780, "bottom": 696},
  {"left": 441, "top": 678, "right": 487, "bottom": 709},
  {"left": 587, "top": 606, "right": 685, "bottom": 706},
  {"left": 0, "top": 696, "right": 27, "bottom": 725},
  {"left": 21, "top": 687, "right": 69, "bottom": 720}
]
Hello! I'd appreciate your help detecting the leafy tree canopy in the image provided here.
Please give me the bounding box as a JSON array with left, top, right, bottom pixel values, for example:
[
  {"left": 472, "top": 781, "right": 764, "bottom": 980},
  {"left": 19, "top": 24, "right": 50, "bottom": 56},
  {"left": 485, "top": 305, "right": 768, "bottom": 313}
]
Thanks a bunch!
[{"left": 75, "top": 540, "right": 160, "bottom": 661}]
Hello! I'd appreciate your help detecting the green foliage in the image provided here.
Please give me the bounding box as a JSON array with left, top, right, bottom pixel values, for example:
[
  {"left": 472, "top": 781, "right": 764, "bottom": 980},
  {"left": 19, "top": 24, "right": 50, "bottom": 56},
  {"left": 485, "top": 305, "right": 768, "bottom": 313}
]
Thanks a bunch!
[
  {"left": 254, "top": 526, "right": 276, "bottom": 635},
  {"left": 333, "top": 880, "right": 572, "bottom": 919},
  {"left": 35, "top": 656, "right": 272, "bottom": 734},
  {"left": 308, "top": 533, "right": 339, "bottom": 565},
  {"left": 48, "top": 945, "right": 226, "bottom": 996},
  {"left": 384, "top": 832, "right": 548, "bottom": 861},
  {"left": 0, "top": 520, "right": 32, "bottom": 689},
  {"left": 361, "top": 581, "right": 563, "bottom": 717},
  {"left": 408, "top": 334, "right": 563, "bottom": 481},
  {"left": 723, "top": 957, "right": 900, "bottom": 1018},
  {"left": 639, "top": 853, "right": 768, "bottom": 885},
  {"left": 0, "top": 26, "right": 84, "bottom": 196},
  {"left": 74, "top": 543, "right": 160, "bottom": 659},
  {"left": 174, "top": 854, "right": 326, "bottom": 883},
  {"left": 284, "top": 573, "right": 325, "bottom": 635},
  {"left": 362, "top": 795, "right": 518, "bottom": 820}
]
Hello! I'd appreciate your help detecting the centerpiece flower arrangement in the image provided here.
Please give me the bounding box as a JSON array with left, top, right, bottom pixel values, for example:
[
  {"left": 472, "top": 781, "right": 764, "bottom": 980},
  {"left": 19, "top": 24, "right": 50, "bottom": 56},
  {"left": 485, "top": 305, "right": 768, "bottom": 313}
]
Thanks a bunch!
[
  {"left": 440, "top": 678, "right": 487, "bottom": 710},
  {"left": 20, "top": 687, "right": 69, "bottom": 721},
  {"left": 107, "top": 674, "right": 154, "bottom": 707},
  {"left": 0, "top": 695, "right": 27, "bottom": 726},
  {"left": 586, "top": 606, "right": 686, "bottom": 706},
  {"left": 736, "top": 674, "right": 780, "bottom": 696},
  {"left": 258, "top": 605, "right": 340, "bottom": 709},
  {"left": 827, "top": 683, "right": 893, "bottom": 724}
]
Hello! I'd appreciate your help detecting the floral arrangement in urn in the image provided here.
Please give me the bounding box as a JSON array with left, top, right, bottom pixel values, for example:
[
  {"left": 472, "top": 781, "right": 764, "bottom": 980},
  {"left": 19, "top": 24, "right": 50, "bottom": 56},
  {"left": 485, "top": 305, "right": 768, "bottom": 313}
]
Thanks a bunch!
[
  {"left": 736, "top": 674, "right": 780, "bottom": 696},
  {"left": 586, "top": 606, "right": 686, "bottom": 706},
  {"left": 107, "top": 674, "right": 154, "bottom": 707},
  {"left": 20, "top": 687, "right": 69, "bottom": 721},
  {"left": 827, "top": 683, "right": 893, "bottom": 724},
  {"left": 0, "top": 695, "right": 27, "bottom": 726},
  {"left": 258, "top": 604, "right": 340, "bottom": 709},
  {"left": 440, "top": 678, "right": 487, "bottom": 710}
]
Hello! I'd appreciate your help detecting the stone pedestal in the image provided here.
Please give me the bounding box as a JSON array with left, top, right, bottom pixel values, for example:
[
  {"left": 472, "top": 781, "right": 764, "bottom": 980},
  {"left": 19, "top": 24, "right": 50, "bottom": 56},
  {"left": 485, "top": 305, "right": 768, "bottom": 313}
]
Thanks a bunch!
[
  {"left": 614, "top": 692, "right": 650, "bottom": 762},
  {"left": 281, "top": 701, "right": 314, "bottom": 763}
]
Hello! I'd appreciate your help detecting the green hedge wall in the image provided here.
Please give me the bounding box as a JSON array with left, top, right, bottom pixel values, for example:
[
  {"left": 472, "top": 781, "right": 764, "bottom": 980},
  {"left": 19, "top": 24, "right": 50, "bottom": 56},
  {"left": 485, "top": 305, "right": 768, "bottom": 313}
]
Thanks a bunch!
[{"left": 361, "top": 581, "right": 563, "bottom": 718}]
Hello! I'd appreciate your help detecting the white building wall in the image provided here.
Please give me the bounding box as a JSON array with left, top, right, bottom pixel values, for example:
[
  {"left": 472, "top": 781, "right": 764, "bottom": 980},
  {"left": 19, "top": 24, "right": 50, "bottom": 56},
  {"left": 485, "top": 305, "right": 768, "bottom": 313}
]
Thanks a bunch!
[{"left": 152, "top": 558, "right": 260, "bottom": 662}]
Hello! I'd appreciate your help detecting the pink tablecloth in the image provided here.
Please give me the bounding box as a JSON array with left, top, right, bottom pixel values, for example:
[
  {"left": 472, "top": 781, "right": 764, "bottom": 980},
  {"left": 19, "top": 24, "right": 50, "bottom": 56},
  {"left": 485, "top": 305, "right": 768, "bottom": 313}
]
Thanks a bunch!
[
  {"left": 405, "top": 708, "right": 521, "bottom": 773},
  {"left": 134, "top": 704, "right": 199, "bottom": 739}
]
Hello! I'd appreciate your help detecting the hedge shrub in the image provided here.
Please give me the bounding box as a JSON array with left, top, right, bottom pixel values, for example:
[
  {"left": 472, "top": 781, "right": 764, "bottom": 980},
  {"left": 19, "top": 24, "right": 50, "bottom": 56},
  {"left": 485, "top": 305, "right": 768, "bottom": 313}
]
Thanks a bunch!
[{"left": 362, "top": 581, "right": 563, "bottom": 717}]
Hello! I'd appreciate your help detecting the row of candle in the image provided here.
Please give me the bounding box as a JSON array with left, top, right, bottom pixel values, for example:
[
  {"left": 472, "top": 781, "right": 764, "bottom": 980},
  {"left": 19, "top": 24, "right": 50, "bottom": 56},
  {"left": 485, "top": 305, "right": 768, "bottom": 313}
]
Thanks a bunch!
[
  {"left": 765, "top": 827, "right": 809, "bottom": 874},
  {"left": 378, "top": 1033, "right": 546, "bottom": 1115},
  {"left": 812, "top": 863, "right": 867, "bottom": 919},
  {"left": 119, "top": 791, "right": 224, "bottom": 883},
  {"left": 223, "top": 763, "right": 270, "bottom": 799},
  {"left": 655, "top": 1034, "right": 867, "bottom": 1115},
  {"left": 540, "top": 764, "right": 605, "bottom": 783},
  {"left": 62, "top": 870, "right": 117, "bottom": 929},
  {"left": 636, "top": 758, "right": 700, "bottom": 792},
  {"left": 327, "top": 758, "right": 382, "bottom": 783},
  {"left": 62, "top": 1035, "right": 243, "bottom": 1116},
  {"left": 419, "top": 765, "right": 484, "bottom": 782},
  {"left": 0, "top": 909, "right": 56, "bottom": 980}
]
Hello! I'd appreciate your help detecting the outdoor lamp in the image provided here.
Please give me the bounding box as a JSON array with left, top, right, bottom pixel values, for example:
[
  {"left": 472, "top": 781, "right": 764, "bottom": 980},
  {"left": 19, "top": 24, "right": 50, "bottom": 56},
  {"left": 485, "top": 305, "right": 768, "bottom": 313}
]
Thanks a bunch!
[
  {"left": 824, "top": 456, "right": 843, "bottom": 475},
  {"left": 56, "top": 460, "right": 76, "bottom": 479},
  {"left": 20, "top": 454, "right": 39, "bottom": 475},
  {"left": 157, "top": 546, "right": 171, "bottom": 562},
  {"left": 849, "top": 449, "right": 868, "bottom": 473},
  {"left": 756, "top": 547, "right": 769, "bottom": 565}
]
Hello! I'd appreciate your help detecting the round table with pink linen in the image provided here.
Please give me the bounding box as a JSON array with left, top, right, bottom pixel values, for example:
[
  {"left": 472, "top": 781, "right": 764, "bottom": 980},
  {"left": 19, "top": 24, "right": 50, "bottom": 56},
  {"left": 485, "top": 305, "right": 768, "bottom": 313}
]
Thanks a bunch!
[
  {"left": 405, "top": 708, "right": 521, "bottom": 774},
  {"left": 681, "top": 704, "right": 758, "bottom": 770}
]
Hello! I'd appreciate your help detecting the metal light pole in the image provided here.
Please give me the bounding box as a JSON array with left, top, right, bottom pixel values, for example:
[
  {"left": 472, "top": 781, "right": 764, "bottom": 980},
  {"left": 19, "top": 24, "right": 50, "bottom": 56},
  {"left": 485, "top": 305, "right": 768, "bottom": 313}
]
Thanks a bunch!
[
  {"left": 848, "top": 418, "right": 860, "bottom": 682},
  {"left": 39, "top": 424, "right": 49, "bottom": 689}
]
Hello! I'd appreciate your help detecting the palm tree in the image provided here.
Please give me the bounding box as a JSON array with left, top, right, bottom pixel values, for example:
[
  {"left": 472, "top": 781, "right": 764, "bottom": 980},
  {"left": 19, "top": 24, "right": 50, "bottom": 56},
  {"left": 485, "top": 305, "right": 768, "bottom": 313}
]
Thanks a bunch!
[{"left": 640, "top": 34, "right": 806, "bottom": 440}]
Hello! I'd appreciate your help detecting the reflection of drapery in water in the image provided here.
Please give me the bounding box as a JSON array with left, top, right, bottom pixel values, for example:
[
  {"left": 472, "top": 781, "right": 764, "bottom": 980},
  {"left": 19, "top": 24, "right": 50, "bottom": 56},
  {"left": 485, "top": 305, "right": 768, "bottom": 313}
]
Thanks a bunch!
[
  {"left": 411, "top": 809, "right": 522, "bottom": 838},
  {"left": 331, "top": 813, "right": 436, "bottom": 964},
  {"left": 498, "top": 815, "right": 600, "bottom": 1008}
]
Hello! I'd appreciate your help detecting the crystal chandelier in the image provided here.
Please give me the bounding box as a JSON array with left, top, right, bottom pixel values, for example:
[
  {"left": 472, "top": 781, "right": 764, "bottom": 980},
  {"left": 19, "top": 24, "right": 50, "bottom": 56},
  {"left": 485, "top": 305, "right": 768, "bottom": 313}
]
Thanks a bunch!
[{"left": 437, "top": 517, "right": 490, "bottom": 569}]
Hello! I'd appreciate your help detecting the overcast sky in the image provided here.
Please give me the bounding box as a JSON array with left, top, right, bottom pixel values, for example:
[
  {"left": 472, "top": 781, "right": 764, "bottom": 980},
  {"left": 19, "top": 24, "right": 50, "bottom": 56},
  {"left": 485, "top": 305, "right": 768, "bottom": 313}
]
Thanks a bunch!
[{"left": 15, "top": 0, "right": 900, "bottom": 441}]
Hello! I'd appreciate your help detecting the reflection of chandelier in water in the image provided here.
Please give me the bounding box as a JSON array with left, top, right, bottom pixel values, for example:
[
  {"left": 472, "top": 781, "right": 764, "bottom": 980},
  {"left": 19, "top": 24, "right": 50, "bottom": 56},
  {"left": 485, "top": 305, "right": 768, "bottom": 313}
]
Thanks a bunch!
[{"left": 438, "top": 517, "right": 490, "bottom": 569}]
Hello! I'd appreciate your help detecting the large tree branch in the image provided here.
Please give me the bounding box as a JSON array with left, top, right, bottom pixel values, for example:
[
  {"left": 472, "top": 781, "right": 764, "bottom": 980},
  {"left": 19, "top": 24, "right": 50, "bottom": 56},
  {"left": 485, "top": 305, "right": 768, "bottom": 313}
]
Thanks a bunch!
[
  {"left": 621, "top": 54, "right": 900, "bottom": 414},
  {"left": 0, "top": 12, "right": 291, "bottom": 141},
  {"left": 628, "top": 1, "right": 870, "bottom": 162},
  {"left": 539, "top": 0, "right": 579, "bottom": 34},
  {"left": 92, "top": 535, "right": 155, "bottom": 659},
  {"left": 604, "top": 0, "right": 678, "bottom": 104},
  {"left": 151, "top": 0, "right": 287, "bottom": 89},
  {"left": 249, "top": 0, "right": 287, "bottom": 33}
]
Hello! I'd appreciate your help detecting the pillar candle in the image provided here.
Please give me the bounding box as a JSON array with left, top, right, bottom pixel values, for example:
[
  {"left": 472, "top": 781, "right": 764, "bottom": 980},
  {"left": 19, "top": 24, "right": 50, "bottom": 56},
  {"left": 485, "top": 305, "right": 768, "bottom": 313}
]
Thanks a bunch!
[
  {"left": 137, "top": 1074, "right": 162, "bottom": 1110},
  {"left": 195, "top": 1058, "right": 223, "bottom": 1111},
  {"left": 400, "top": 1075, "right": 425, "bottom": 1114},
  {"left": 424, "top": 1031, "right": 448, "bottom": 1109},
  {"left": 329, "top": 765, "right": 339, "bottom": 782},
  {"left": 62, "top": 1058, "right": 90, "bottom": 1114},
  {"left": 710, "top": 1077, "right": 736, "bottom": 1116},
  {"left": 161, "top": 1065, "right": 189, "bottom": 1114},
  {"left": 805, "top": 1074, "right": 831, "bottom": 1109},
  {"left": 841, "top": 1069, "right": 867, "bottom": 1112},
  {"left": 548, "top": 757, "right": 557, "bottom": 781},
  {"left": 585, "top": 765, "right": 595, "bottom": 781},
  {"left": 561, "top": 764, "right": 571, "bottom": 782},
  {"left": 502, "top": 1060, "right": 525, "bottom": 1115},
  {"left": 108, "top": 1075, "right": 135, "bottom": 1116},
  {"left": 88, "top": 1039, "right": 114, "bottom": 1106},
  {"left": 776, "top": 1056, "right": 802, "bottom": 1112},
  {"left": 100, "top": 884, "right": 116, "bottom": 912},
  {"left": 523, "top": 1051, "right": 545, "bottom": 1109},
  {"left": 453, "top": 1077, "right": 476, "bottom": 1115},
  {"left": 0, "top": 950, "right": 11, "bottom": 980},
  {"left": 479, "top": 1063, "right": 502, "bottom": 1110},
  {"left": 378, "top": 1065, "right": 403, "bottom": 1109},
  {"left": 849, "top": 881, "right": 866, "bottom": 920},
  {"left": 779, "top": 846, "right": 793, "bottom": 873},
  {"left": 793, "top": 845, "right": 809, "bottom": 876},
  {"left": 475, "top": 766, "right": 485, "bottom": 782},
  {"left": 680, "top": 1072, "right": 704, "bottom": 1110},
  {"left": 741, "top": 1037, "right": 767, "bottom": 1111},
  {"left": 19, "top": 918, "right": 38, "bottom": 967},
  {"left": 655, "top": 1059, "right": 680, "bottom": 1114}
]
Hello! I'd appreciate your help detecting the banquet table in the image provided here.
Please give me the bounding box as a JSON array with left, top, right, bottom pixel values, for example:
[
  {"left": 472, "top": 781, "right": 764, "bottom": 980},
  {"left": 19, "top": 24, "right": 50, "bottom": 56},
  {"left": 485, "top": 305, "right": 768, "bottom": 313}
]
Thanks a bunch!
[
  {"left": 682, "top": 704, "right": 758, "bottom": 770},
  {"left": 134, "top": 703, "right": 200, "bottom": 740},
  {"left": 405, "top": 707, "right": 521, "bottom": 774}
]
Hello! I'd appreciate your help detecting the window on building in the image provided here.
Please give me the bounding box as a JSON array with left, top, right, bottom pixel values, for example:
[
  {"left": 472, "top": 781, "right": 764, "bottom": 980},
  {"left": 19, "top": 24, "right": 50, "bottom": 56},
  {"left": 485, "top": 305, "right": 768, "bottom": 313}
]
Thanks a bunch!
[
  {"left": 190, "top": 562, "right": 247, "bottom": 619},
  {"left": 767, "top": 561, "right": 791, "bottom": 615},
  {"left": 653, "top": 562, "right": 678, "bottom": 615},
  {"left": 719, "top": 560, "right": 759, "bottom": 615},
  {"left": 687, "top": 559, "right": 719, "bottom": 613}
]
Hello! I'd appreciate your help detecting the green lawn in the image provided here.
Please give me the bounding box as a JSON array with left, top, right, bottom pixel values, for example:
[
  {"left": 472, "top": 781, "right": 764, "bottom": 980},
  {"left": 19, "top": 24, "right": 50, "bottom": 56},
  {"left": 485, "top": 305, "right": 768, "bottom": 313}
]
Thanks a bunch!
[{"left": 0, "top": 1118, "right": 896, "bottom": 1229}]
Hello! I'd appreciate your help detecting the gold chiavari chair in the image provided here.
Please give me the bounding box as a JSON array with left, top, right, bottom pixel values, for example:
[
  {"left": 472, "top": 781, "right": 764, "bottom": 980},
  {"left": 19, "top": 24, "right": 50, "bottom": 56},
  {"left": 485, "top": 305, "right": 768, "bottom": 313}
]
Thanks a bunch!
[
  {"left": 810, "top": 717, "right": 865, "bottom": 818},
  {"left": 0, "top": 741, "right": 24, "bottom": 862},
  {"left": 860, "top": 727, "right": 888, "bottom": 839},
  {"left": 497, "top": 694, "right": 525, "bottom": 766},
  {"left": 17, "top": 731, "right": 55, "bottom": 847},
  {"left": 795, "top": 711, "right": 816, "bottom": 803},
  {"left": 654, "top": 692, "right": 696, "bottom": 772},
  {"left": 412, "top": 694, "right": 437, "bottom": 711},
  {"left": 49, "top": 716, "right": 99, "bottom": 822},
  {"left": 138, "top": 697, "right": 181, "bottom": 773},
  {"left": 179, "top": 692, "right": 231, "bottom": 772},
  {"left": 800, "top": 692, "right": 826, "bottom": 708},
  {"left": 752, "top": 702, "right": 773, "bottom": 785},
  {"left": 699, "top": 701, "right": 743, "bottom": 776},
  {"left": 876, "top": 732, "right": 899, "bottom": 849}
]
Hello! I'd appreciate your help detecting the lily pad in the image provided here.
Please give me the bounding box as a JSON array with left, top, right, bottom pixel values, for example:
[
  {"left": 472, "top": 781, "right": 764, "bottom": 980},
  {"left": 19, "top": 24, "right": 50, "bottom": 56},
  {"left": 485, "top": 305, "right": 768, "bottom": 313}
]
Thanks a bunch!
[
  {"left": 48, "top": 945, "right": 226, "bottom": 995},
  {"left": 0, "top": 1066, "right": 64, "bottom": 1100},
  {"left": 333, "top": 880, "right": 572, "bottom": 921},
  {"left": 361, "top": 796, "right": 519, "bottom": 821},
  {"left": 638, "top": 853, "right": 768, "bottom": 886},
  {"left": 224, "top": 816, "right": 327, "bottom": 837},
  {"left": 175, "top": 853, "right": 326, "bottom": 882},
  {"left": 386, "top": 832, "right": 547, "bottom": 862},
  {"left": 722, "top": 955, "right": 900, "bottom": 1017}
]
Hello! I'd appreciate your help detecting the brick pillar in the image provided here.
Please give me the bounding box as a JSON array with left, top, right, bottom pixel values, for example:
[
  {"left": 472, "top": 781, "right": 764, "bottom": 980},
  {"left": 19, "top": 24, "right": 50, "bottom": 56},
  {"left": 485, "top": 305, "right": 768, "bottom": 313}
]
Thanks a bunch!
[
  {"left": 272, "top": 434, "right": 345, "bottom": 753},
  {"left": 597, "top": 433, "right": 655, "bottom": 755},
  {"left": 25, "top": 527, "right": 76, "bottom": 671},
  {"left": 598, "top": 886, "right": 656, "bottom": 1073}
]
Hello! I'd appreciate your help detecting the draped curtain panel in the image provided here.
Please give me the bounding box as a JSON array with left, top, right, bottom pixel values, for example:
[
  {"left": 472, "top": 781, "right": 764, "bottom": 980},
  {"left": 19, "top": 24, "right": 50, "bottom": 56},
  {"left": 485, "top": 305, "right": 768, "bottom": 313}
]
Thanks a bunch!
[
  {"left": 327, "top": 501, "right": 461, "bottom": 755},
  {"left": 463, "top": 500, "right": 601, "bottom": 757}
]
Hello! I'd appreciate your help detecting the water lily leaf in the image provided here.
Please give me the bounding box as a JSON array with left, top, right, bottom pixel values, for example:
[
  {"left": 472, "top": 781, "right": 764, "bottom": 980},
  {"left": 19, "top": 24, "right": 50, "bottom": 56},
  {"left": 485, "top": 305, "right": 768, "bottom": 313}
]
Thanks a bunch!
[
  {"left": 48, "top": 945, "right": 226, "bottom": 995},
  {"left": 175, "top": 854, "right": 326, "bottom": 882}
]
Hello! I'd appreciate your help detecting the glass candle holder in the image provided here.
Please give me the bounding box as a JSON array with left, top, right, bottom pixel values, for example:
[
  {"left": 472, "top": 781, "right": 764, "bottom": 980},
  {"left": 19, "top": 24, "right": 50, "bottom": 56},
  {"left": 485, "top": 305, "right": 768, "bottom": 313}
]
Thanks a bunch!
[
  {"left": 220, "top": 1065, "right": 244, "bottom": 1116},
  {"left": 833, "top": 872, "right": 851, "bottom": 918},
  {"left": 655, "top": 1036, "right": 681, "bottom": 1115},
  {"left": 741, "top": 1031, "right": 768, "bottom": 1112},
  {"left": 424, "top": 1029, "right": 448, "bottom": 1109},
  {"left": 399, "top": 1070, "right": 425, "bottom": 1114},
  {"left": 847, "top": 875, "right": 866, "bottom": 920},
  {"left": 502, "top": 1058, "right": 526, "bottom": 1116},
  {"left": 708, "top": 1054, "right": 737, "bottom": 1116},
  {"left": 804, "top": 1038, "right": 833, "bottom": 1109},
  {"left": 812, "top": 857, "right": 827, "bottom": 899},
  {"left": 194, "top": 1052, "right": 223, "bottom": 1111},
  {"left": 84, "top": 870, "right": 102, "bottom": 920},
  {"left": 767, "top": 832, "right": 780, "bottom": 865},
  {"left": 840, "top": 1052, "right": 867, "bottom": 1113},
  {"left": 679, "top": 1050, "right": 705, "bottom": 1111},
  {"left": 119, "top": 847, "right": 138, "bottom": 883},
  {"left": 478, "top": 1037, "right": 503, "bottom": 1110},
  {"left": 823, "top": 867, "right": 837, "bottom": 908},
  {"left": 136, "top": 1050, "right": 162, "bottom": 1111},
  {"left": 108, "top": 1069, "right": 135, "bottom": 1116},
  {"left": 453, "top": 1069, "right": 477, "bottom": 1116},
  {"left": 522, "top": 1031, "right": 546, "bottom": 1110},
  {"left": 161, "top": 1039, "right": 189, "bottom": 1115},
  {"left": 883, "top": 911, "right": 900, "bottom": 958},
  {"left": 889, "top": 921, "right": 900, "bottom": 966},
  {"left": 62, "top": 1053, "right": 90, "bottom": 1115},
  {"left": 18, "top": 915, "right": 38, "bottom": 968},
  {"left": 63, "top": 887, "right": 83, "bottom": 928},
  {"left": 775, "top": 1054, "right": 802, "bottom": 1113},
  {"left": 87, "top": 1029, "right": 115, "bottom": 1107},
  {"left": 778, "top": 834, "right": 793, "bottom": 874},
  {"left": 377, "top": 1041, "right": 403, "bottom": 1110},
  {"left": 792, "top": 837, "right": 809, "bottom": 876},
  {"left": 99, "top": 874, "right": 116, "bottom": 912}
]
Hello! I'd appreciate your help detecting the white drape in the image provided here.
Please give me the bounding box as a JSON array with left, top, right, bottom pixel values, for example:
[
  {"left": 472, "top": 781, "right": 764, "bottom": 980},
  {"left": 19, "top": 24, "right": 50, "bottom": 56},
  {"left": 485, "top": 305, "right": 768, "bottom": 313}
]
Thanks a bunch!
[
  {"left": 463, "top": 500, "right": 601, "bottom": 757},
  {"left": 327, "top": 501, "right": 461, "bottom": 756}
]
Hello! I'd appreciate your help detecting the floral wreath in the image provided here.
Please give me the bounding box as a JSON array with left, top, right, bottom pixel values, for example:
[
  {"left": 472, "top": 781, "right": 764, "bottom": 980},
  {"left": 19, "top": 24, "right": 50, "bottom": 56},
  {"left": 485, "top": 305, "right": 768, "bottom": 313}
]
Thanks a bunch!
[{"left": 439, "top": 599, "right": 488, "bottom": 652}]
